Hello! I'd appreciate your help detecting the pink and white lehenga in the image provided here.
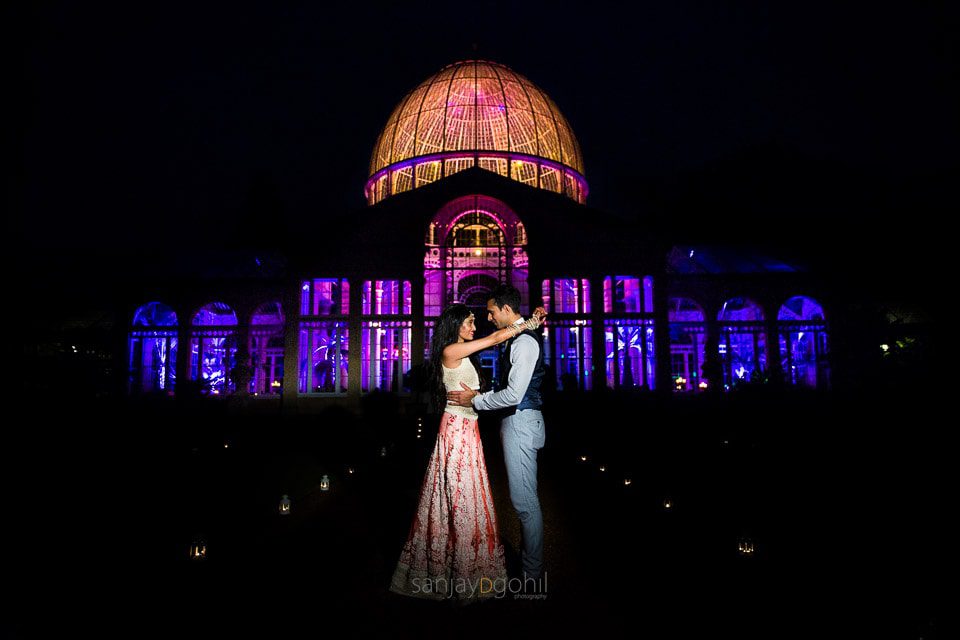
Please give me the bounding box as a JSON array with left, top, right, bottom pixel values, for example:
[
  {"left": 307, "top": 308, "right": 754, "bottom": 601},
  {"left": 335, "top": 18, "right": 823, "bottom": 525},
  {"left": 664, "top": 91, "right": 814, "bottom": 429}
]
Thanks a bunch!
[{"left": 389, "top": 358, "right": 507, "bottom": 603}]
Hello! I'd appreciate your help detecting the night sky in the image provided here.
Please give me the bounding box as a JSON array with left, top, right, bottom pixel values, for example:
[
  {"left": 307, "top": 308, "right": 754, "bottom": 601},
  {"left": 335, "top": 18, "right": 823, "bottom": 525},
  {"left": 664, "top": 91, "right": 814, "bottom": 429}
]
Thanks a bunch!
[{"left": 18, "top": 1, "right": 956, "bottom": 315}]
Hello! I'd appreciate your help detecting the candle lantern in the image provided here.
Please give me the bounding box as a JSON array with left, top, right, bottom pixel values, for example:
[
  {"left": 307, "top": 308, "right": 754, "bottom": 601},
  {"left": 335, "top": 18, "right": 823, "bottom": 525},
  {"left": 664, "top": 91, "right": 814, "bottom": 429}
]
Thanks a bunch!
[
  {"left": 737, "top": 537, "right": 755, "bottom": 556},
  {"left": 320, "top": 475, "right": 330, "bottom": 492},
  {"left": 663, "top": 498, "right": 672, "bottom": 510},
  {"left": 279, "top": 494, "right": 291, "bottom": 515},
  {"left": 189, "top": 537, "right": 207, "bottom": 561},
  {"left": 623, "top": 478, "right": 632, "bottom": 487}
]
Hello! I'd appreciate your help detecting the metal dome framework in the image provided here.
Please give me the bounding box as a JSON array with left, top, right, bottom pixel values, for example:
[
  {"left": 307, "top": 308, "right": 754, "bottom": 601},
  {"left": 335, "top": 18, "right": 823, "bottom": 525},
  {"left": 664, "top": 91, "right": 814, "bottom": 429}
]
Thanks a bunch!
[{"left": 366, "top": 60, "right": 588, "bottom": 205}]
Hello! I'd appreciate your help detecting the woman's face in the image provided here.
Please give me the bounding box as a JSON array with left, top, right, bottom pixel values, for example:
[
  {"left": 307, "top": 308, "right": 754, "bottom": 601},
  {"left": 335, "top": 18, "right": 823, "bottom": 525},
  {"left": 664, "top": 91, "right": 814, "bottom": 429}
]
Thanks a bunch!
[{"left": 458, "top": 314, "right": 476, "bottom": 341}]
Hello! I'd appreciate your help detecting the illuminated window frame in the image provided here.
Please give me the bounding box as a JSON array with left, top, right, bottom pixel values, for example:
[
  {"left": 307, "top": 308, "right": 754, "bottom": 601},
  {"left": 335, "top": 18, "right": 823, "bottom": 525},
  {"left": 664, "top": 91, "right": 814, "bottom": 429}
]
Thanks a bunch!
[
  {"left": 299, "top": 321, "right": 349, "bottom": 396},
  {"left": 361, "top": 280, "right": 413, "bottom": 394},
  {"left": 299, "top": 279, "right": 351, "bottom": 396},
  {"left": 604, "top": 319, "right": 656, "bottom": 391}
]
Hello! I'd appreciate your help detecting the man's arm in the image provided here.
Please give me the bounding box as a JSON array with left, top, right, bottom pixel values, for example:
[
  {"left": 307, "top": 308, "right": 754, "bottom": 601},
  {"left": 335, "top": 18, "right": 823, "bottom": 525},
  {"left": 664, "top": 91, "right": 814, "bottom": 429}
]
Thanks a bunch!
[{"left": 472, "top": 335, "right": 538, "bottom": 411}]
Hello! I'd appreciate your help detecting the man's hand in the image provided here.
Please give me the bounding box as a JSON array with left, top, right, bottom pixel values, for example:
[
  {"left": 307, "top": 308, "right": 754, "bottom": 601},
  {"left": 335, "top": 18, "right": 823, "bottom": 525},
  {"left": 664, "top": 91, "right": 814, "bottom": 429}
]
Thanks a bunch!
[{"left": 446, "top": 382, "right": 478, "bottom": 407}]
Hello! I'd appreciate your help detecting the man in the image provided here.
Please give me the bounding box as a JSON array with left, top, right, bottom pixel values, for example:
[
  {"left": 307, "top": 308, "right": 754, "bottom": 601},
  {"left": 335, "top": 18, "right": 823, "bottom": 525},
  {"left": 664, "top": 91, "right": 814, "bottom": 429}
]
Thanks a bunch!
[{"left": 447, "top": 284, "right": 547, "bottom": 586}]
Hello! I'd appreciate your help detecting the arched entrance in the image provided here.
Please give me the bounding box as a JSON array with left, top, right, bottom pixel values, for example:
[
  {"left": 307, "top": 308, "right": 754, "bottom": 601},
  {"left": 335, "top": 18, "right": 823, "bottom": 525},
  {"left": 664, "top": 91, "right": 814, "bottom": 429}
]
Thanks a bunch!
[{"left": 424, "top": 194, "right": 530, "bottom": 318}]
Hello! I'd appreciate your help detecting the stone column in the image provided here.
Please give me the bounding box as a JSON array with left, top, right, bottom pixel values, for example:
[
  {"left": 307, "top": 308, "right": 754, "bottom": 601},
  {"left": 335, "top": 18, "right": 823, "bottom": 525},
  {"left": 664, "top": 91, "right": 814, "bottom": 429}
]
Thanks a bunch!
[
  {"left": 175, "top": 298, "right": 192, "bottom": 396},
  {"left": 653, "top": 274, "right": 673, "bottom": 394},
  {"left": 589, "top": 272, "right": 608, "bottom": 392},
  {"left": 764, "top": 298, "right": 785, "bottom": 387},
  {"left": 281, "top": 278, "right": 301, "bottom": 415},
  {"left": 348, "top": 276, "right": 363, "bottom": 398}
]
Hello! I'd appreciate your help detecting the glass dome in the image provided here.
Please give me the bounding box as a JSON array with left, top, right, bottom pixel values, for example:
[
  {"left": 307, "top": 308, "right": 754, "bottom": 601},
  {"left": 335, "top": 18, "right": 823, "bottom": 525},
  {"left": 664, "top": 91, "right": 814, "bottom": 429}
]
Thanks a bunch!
[{"left": 366, "top": 60, "right": 587, "bottom": 205}]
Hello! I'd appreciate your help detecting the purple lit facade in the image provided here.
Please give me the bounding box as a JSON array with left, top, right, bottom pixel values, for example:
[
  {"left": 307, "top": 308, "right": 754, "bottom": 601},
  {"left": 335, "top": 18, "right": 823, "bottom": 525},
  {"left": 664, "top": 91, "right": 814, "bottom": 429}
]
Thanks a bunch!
[
  {"left": 668, "top": 297, "right": 707, "bottom": 392},
  {"left": 250, "top": 301, "right": 284, "bottom": 395},
  {"left": 125, "top": 59, "right": 832, "bottom": 406},
  {"left": 128, "top": 302, "right": 178, "bottom": 393},
  {"left": 190, "top": 302, "right": 238, "bottom": 395},
  {"left": 424, "top": 195, "right": 529, "bottom": 316},
  {"left": 778, "top": 296, "right": 830, "bottom": 389},
  {"left": 299, "top": 279, "right": 349, "bottom": 394}
]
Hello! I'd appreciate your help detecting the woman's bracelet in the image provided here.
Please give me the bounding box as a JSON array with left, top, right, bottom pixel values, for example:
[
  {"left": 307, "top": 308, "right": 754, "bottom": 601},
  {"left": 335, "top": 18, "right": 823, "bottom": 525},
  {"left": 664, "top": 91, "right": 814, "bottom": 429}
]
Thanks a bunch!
[{"left": 506, "top": 316, "right": 541, "bottom": 339}]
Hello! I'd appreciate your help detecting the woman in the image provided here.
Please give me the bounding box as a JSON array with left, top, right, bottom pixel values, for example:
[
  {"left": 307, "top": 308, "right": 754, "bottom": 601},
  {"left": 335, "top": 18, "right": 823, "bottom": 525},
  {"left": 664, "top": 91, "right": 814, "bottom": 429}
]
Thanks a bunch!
[{"left": 389, "top": 303, "right": 546, "bottom": 604}]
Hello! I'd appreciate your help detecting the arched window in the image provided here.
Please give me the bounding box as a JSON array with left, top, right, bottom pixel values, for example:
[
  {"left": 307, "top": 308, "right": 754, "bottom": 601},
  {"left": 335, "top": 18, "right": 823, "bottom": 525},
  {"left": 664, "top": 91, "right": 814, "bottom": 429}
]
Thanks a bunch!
[
  {"left": 778, "top": 296, "right": 825, "bottom": 322},
  {"left": 668, "top": 297, "right": 706, "bottom": 392},
  {"left": 128, "top": 302, "right": 178, "bottom": 394},
  {"left": 778, "top": 296, "right": 829, "bottom": 389},
  {"left": 718, "top": 297, "right": 766, "bottom": 389},
  {"left": 423, "top": 196, "right": 531, "bottom": 382},
  {"left": 250, "top": 302, "right": 284, "bottom": 396},
  {"left": 193, "top": 302, "right": 238, "bottom": 327},
  {"left": 424, "top": 196, "right": 529, "bottom": 319},
  {"left": 190, "top": 302, "right": 238, "bottom": 395}
]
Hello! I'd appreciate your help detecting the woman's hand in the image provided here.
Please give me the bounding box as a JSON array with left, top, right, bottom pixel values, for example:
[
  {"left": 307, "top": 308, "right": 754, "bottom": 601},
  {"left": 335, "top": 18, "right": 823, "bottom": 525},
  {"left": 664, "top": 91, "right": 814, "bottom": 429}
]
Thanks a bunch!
[{"left": 515, "top": 306, "right": 548, "bottom": 334}]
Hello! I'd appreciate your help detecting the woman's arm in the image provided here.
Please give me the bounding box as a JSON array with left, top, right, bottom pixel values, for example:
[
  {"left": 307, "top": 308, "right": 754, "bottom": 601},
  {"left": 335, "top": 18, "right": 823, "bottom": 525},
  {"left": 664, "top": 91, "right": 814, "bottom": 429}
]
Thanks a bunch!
[{"left": 442, "top": 307, "right": 546, "bottom": 364}]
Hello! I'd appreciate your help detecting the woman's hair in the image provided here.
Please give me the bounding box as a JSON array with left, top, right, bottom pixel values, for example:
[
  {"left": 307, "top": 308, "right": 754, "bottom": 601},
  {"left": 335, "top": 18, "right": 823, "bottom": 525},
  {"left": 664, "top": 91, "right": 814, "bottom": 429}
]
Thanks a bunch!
[{"left": 427, "top": 303, "right": 486, "bottom": 414}]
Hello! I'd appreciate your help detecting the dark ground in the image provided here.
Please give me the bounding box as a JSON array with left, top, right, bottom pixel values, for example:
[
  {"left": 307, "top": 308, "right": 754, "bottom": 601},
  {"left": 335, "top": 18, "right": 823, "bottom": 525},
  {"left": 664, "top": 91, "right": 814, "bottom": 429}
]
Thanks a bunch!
[{"left": 5, "top": 385, "right": 947, "bottom": 638}]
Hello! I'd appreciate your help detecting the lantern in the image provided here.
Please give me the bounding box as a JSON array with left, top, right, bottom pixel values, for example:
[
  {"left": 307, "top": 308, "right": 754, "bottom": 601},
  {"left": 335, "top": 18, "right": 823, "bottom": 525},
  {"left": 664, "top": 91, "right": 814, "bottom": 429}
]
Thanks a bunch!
[
  {"left": 279, "top": 494, "right": 291, "bottom": 515},
  {"left": 599, "top": 465, "right": 607, "bottom": 472},
  {"left": 737, "top": 537, "right": 755, "bottom": 556},
  {"left": 380, "top": 446, "right": 388, "bottom": 457},
  {"left": 623, "top": 478, "right": 632, "bottom": 487},
  {"left": 663, "top": 498, "right": 672, "bottom": 510},
  {"left": 579, "top": 455, "right": 588, "bottom": 463},
  {"left": 189, "top": 537, "right": 207, "bottom": 560},
  {"left": 320, "top": 475, "right": 330, "bottom": 492}
]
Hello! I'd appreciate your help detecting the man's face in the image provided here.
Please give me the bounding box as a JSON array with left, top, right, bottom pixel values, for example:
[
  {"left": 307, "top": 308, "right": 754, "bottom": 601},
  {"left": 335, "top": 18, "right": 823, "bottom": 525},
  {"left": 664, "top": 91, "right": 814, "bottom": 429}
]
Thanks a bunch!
[{"left": 486, "top": 299, "right": 512, "bottom": 329}]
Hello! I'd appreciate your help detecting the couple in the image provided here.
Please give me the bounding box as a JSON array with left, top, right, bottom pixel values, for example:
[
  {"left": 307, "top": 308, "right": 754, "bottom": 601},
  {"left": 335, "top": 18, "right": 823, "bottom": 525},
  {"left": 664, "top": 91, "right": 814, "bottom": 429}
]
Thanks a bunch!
[{"left": 389, "top": 285, "right": 548, "bottom": 604}]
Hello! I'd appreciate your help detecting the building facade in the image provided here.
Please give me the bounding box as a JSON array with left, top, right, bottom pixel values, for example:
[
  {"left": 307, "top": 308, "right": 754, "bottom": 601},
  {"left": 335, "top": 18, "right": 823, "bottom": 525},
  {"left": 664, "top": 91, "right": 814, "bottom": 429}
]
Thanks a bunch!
[{"left": 125, "top": 60, "right": 832, "bottom": 410}]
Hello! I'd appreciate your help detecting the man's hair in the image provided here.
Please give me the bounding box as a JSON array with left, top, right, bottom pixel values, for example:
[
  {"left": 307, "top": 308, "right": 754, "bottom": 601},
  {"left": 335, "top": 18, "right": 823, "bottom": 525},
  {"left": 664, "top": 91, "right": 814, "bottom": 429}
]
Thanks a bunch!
[{"left": 489, "top": 284, "right": 522, "bottom": 314}]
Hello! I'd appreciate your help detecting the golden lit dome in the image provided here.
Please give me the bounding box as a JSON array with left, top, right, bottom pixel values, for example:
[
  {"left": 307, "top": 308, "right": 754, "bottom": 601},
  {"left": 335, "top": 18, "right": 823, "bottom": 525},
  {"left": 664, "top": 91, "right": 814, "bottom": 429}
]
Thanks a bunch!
[{"left": 366, "top": 60, "right": 587, "bottom": 205}]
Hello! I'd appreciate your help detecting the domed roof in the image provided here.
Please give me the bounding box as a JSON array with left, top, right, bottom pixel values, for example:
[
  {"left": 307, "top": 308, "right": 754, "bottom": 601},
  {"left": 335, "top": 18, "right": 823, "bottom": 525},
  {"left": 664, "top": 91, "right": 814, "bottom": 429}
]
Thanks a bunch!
[{"left": 366, "top": 60, "right": 587, "bottom": 205}]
